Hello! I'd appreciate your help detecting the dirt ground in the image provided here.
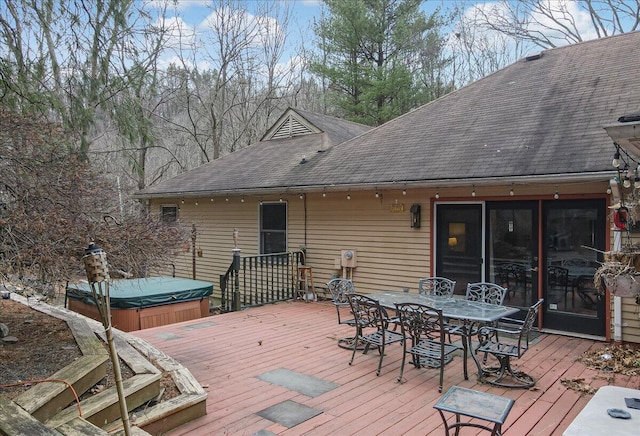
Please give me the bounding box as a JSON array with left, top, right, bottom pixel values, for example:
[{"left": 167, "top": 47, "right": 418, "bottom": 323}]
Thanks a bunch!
[
  {"left": 0, "top": 297, "right": 84, "bottom": 398},
  {"left": 0, "top": 296, "right": 177, "bottom": 404}
]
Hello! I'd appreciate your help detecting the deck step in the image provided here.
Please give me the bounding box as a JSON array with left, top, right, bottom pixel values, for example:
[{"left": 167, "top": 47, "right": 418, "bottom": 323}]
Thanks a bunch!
[
  {"left": 8, "top": 295, "right": 207, "bottom": 436},
  {"left": 13, "top": 317, "right": 109, "bottom": 423},
  {"left": 54, "top": 416, "right": 109, "bottom": 435},
  {"left": 14, "top": 355, "right": 109, "bottom": 423},
  {"left": 45, "top": 373, "right": 161, "bottom": 429},
  {"left": 0, "top": 397, "right": 61, "bottom": 435}
]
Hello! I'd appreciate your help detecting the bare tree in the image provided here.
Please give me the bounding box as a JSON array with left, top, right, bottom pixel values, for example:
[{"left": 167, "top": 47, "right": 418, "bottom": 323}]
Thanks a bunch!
[
  {"left": 0, "top": 109, "right": 190, "bottom": 293},
  {"left": 0, "top": 0, "right": 152, "bottom": 160},
  {"left": 468, "top": 0, "right": 640, "bottom": 50},
  {"left": 446, "top": 2, "right": 528, "bottom": 86},
  {"left": 156, "top": 0, "right": 299, "bottom": 167}
]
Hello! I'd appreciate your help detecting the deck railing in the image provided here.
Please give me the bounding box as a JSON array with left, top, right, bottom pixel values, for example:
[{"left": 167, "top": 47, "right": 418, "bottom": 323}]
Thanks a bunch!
[{"left": 219, "top": 251, "right": 304, "bottom": 312}]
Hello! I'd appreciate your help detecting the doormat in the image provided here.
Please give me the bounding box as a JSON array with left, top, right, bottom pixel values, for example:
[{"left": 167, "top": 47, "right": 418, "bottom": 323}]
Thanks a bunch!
[{"left": 257, "top": 368, "right": 339, "bottom": 397}]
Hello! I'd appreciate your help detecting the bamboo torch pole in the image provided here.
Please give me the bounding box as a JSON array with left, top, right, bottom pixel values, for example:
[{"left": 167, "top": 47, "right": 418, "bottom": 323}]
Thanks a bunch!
[{"left": 83, "top": 241, "right": 131, "bottom": 436}]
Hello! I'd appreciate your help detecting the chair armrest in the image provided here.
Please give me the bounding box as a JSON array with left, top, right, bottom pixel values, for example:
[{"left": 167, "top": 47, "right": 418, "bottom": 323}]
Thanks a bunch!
[
  {"left": 478, "top": 325, "right": 521, "bottom": 337},
  {"left": 499, "top": 317, "right": 524, "bottom": 325}
]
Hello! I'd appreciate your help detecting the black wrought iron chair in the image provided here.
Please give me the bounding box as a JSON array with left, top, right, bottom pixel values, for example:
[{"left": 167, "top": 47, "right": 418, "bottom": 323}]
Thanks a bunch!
[
  {"left": 395, "top": 302, "right": 466, "bottom": 392},
  {"left": 418, "top": 277, "right": 456, "bottom": 297},
  {"left": 327, "top": 278, "right": 360, "bottom": 349},
  {"left": 465, "top": 282, "right": 508, "bottom": 305},
  {"left": 347, "top": 294, "right": 404, "bottom": 376},
  {"left": 476, "top": 298, "right": 544, "bottom": 388},
  {"left": 461, "top": 282, "right": 509, "bottom": 362}
]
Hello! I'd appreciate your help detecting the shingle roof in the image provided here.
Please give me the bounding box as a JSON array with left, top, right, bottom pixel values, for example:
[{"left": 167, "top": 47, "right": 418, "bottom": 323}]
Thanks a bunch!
[
  {"left": 136, "top": 32, "right": 640, "bottom": 198},
  {"left": 136, "top": 108, "right": 372, "bottom": 197}
]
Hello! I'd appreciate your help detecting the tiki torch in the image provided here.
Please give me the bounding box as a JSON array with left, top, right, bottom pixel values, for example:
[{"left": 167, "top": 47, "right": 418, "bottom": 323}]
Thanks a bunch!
[{"left": 83, "top": 241, "right": 132, "bottom": 436}]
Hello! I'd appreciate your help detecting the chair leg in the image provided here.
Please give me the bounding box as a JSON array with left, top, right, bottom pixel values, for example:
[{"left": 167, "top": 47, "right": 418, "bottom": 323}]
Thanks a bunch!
[
  {"left": 438, "top": 352, "right": 444, "bottom": 393},
  {"left": 376, "top": 342, "right": 385, "bottom": 376},
  {"left": 349, "top": 328, "right": 361, "bottom": 366},
  {"left": 397, "top": 343, "right": 408, "bottom": 383},
  {"left": 461, "top": 338, "right": 468, "bottom": 381},
  {"left": 482, "top": 355, "right": 535, "bottom": 388}
]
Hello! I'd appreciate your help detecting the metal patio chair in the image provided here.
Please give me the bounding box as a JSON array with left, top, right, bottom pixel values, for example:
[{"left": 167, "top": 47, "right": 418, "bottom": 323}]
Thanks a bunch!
[
  {"left": 460, "top": 282, "right": 509, "bottom": 362},
  {"left": 476, "top": 298, "right": 544, "bottom": 388},
  {"left": 465, "top": 282, "right": 508, "bottom": 306},
  {"left": 327, "top": 278, "right": 361, "bottom": 349},
  {"left": 347, "top": 294, "right": 404, "bottom": 376},
  {"left": 418, "top": 277, "right": 456, "bottom": 297},
  {"left": 395, "top": 302, "right": 466, "bottom": 392}
]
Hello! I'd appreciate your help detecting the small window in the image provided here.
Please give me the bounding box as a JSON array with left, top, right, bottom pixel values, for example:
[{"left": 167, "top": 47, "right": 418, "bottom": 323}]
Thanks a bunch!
[
  {"left": 260, "top": 203, "right": 287, "bottom": 254},
  {"left": 161, "top": 205, "right": 178, "bottom": 224}
]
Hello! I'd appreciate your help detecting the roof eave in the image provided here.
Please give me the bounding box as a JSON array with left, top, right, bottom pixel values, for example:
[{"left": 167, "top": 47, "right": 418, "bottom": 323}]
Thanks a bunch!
[{"left": 133, "top": 171, "right": 614, "bottom": 200}]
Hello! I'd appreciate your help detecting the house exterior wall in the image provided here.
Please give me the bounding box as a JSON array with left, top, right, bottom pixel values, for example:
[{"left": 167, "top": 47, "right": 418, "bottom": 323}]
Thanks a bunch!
[{"left": 149, "top": 179, "right": 640, "bottom": 344}]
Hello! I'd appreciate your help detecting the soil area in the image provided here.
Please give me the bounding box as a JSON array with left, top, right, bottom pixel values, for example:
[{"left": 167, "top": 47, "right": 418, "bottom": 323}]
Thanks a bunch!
[
  {"left": 0, "top": 297, "right": 84, "bottom": 399},
  {"left": 0, "top": 296, "right": 178, "bottom": 405}
]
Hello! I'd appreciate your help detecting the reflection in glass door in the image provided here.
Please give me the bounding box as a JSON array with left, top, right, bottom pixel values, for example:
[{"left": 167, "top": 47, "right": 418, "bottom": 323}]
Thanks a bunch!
[
  {"left": 543, "top": 200, "right": 606, "bottom": 336},
  {"left": 435, "top": 204, "right": 483, "bottom": 295},
  {"left": 487, "top": 202, "right": 538, "bottom": 313}
]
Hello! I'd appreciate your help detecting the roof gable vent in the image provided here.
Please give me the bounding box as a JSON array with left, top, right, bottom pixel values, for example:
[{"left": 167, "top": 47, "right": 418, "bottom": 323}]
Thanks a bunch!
[{"left": 271, "top": 114, "right": 314, "bottom": 139}]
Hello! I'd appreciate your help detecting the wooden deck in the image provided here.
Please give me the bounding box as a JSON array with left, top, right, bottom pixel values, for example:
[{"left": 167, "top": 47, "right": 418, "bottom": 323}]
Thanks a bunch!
[{"left": 131, "top": 300, "right": 639, "bottom": 435}]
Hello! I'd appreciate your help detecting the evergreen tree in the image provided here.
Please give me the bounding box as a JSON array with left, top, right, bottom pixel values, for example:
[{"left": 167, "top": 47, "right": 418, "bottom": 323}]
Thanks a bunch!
[{"left": 311, "top": 0, "right": 451, "bottom": 126}]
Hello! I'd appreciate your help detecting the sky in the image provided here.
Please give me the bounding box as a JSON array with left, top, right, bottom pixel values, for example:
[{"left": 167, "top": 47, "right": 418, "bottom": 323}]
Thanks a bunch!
[{"left": 144, "top": 0, "right": 623, "bottom": 75}]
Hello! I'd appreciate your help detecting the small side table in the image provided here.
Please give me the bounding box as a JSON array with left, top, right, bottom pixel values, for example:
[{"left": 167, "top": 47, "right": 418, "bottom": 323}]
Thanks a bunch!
[{"left": 433, "top": 386, "right": 514, "bottom": 436}]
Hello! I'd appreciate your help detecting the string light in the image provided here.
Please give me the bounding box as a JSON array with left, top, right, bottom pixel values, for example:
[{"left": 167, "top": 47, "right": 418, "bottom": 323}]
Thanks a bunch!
[
  {"left": 210, "top": 198, "right": 214, "bottom": 202},
  {"left": 225, "top": 197, "right": 229, "bottom": 202},
  {"left": 347, "top": 192, "right": 351, "bottom": 200},
  {"left": 299, "top": 193, "right": 304, "bottom": 199},
  {"left": 195, "top": 200, "right": 198, "bottom": 206},
  {"left": 181, "top": 199, "right": 184, "bottom": 204},
  {"left": 435, "top": 191, "right": 440, "bottom": 199},
  {"left": 322, "top": 189, "right": 327, "bottom": 198},
  {"left": 402, "top": 187, "right": 407, "bottom": 196},
  {"left": 241, "top": 196, "right": 245, "bottom": 203},
  {"left": 471, "top": 185, "right": 476, "bottom": 197},
  {"left": 613, "top": 148, "right": 621, "bottom": 168},
  {"left": 509, "top": 184, "right": 514, "bottom": 196}
]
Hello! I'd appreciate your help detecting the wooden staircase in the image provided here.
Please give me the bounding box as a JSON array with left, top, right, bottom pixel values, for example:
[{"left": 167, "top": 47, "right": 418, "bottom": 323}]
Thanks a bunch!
[{"left": 0, "top": 295, "right": 207, "bottom": 435}]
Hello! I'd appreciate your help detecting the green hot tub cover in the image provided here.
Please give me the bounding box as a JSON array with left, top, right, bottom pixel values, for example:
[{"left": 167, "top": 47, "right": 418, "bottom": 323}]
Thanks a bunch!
[{"left": 66, "top": 276, "right": 214, "bottom": 309}]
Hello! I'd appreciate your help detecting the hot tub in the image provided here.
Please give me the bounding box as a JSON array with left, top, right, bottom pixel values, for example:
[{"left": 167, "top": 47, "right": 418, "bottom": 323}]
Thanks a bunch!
[{"left": 66, "top": 276, "right": 214, "bottom": 332}]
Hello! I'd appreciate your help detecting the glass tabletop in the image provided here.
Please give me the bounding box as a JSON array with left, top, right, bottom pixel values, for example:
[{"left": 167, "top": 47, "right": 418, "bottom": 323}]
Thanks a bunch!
[{"left": 368, "top": 291, "right": 519, "bottom": 323}]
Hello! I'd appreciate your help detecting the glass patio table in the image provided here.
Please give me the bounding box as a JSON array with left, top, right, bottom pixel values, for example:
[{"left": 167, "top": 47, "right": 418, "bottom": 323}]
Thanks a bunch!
[{"left": 367, "top": 291, "right": 520, "bottom": 382}]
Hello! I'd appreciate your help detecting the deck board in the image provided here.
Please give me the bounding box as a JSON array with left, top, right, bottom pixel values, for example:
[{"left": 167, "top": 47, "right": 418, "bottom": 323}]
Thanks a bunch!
[{"left": 131, "top": 300, "right": 638, "bottom": 435}]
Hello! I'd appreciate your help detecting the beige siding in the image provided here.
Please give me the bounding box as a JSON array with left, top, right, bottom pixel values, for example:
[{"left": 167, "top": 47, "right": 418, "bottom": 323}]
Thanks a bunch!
[
  {"left": 620, "top": 298, "right": 640, "bottom": 343},
  {"left": 151, "top": 198, "right": 262, "bottom": 286},
  {"left": 300, "top": 190, "right": 430, "bottom": 293},
  {"left": 149, "top": 179, "right": 640, "bottom": 344}
]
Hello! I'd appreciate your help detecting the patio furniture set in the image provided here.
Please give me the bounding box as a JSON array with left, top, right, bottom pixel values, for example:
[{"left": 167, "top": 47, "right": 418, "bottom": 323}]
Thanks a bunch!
[{"left": 327, "top": 276, "right": 544, "bottom": 435}]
